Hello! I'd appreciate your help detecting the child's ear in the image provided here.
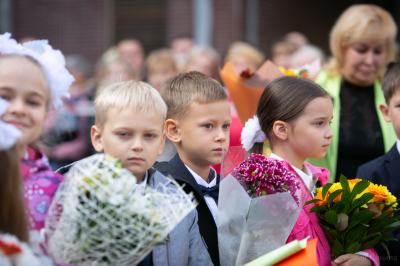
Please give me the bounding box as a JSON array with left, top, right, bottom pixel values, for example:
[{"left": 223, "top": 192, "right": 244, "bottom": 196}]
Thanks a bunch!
[
  {"left": 158, "top": 130, "right": 166, "bottom": 156},
  {"left": 165, "top": 119, "right": 181, "bottom": 143},
  {"left": 91, "top": 125, "right": 104, "bottom": 152},
  {"left": 379, "top": 103, "right": 391, "bottom": 122},
  {"left": 272, "top": 121, "right": 288, "bottom": 141}
]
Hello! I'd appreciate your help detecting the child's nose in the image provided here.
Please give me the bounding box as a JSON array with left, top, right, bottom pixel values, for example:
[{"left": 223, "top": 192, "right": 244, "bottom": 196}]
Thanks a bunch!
[
  {"left": 326, "top": 127, "right": 334, "bottom": 139},
  {"left": 8, "top": 99, "right": 26, "bottom": 116},
  {"left": 131, "top": 137, "right": 144, "bottom": 151},
  {"left": 215, "top": 128, "right": 227, "bottom": 142}
]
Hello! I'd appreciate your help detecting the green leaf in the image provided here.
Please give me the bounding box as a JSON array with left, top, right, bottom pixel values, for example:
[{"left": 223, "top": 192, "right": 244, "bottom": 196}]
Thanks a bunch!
[
  {"left": 360, "top": 234, "right": 382, "bottom": 250},
  {"left": 331, "top": 238, "right": 344, "bottom": 258},
  {"left": 382, "top": 221, "right": 400, "bottom": 233},
  {"left": 349, "top": 180, "right": 370, "bottom": 201},
  {"left": 332, "top": 202, "right": 345, "bottom": 214},
  {"left": 322, "top": 183, "right": 333, "bottom": 200},
  {"left": 319, "top": 222, "right": 336, "bottom": 244},
  {"left": 325, "top": 210, "right": 338, "bottom": 228},
  {"left": 344, "top": 225, "right": 367, "bottom": 249},
  {"left": 327, "top": 189, "right": 345, "bottom": 205},
  {"left": 382, "top": 199, "right": 400, "bottom": 213},
  {"left": 305, "top": 199, "right": 323, "bottom": 205},
  {"left": 346, "top": 211, "right": 376, "bottom": 233},
  {"left": 380, "top": 242, "right": 390, "bottom": 258},
  {"left": 381, "top": 237, "right": 398, "bottom": 242},
  {"left": 360, "top": 232, "right": 381, "bottom": 245},
  {"left": 342, "top": 190, "right": 351, "bottom": 214},
  {"left": 309, "top": 205, "right": 329, "bottom": 214},
  {"left": 349, "top": 193, "right": 375, "bottom": 214},
  {"left": 337, "top": 213, "right": 349, "bottom": 232},
  {"left": 346, "top": 241, "right": 361, "bottom": 254},
  {"left": 372, "top": 219, "right": 399, "bottom": 232},
  {"left": 340, "top": 175, "right": 350, "bottom": 192}
]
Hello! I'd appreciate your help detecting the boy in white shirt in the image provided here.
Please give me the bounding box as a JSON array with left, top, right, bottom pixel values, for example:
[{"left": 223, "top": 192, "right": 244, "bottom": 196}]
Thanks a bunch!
[{"left": 154, "top": 71, "right": 231, "bottom": 266}]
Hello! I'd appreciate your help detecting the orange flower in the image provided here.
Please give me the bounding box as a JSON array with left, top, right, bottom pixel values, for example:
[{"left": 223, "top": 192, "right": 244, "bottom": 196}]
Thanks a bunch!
[
  {"left": 367, "top": 184, "right": 389, "bottom": 203},
  {"left": 315, "top": 190, "right": 327, "bottom": 206},
  {"left": 300, "top": 72, "right": 309, "bottom": 78},
  {"left": 384, "top": 207, "right": 395, "bottom": 218}
]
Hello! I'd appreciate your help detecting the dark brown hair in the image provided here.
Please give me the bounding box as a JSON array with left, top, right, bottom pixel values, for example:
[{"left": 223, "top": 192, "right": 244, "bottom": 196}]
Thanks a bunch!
[
  {"left": 382, "top": 61, "right": 400, "bottom": 103},
  {"left": 161, "top": 71, "right": 227, "bottom": 120},
  {"left": 250, "top": 76, "right": 330, "bottom": 154},
  {"left": 0, "top": 146, "right": 29, "bottom": 242}
]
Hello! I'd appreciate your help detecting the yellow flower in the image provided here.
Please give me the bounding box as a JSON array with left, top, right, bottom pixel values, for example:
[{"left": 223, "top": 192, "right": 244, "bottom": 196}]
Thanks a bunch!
[
  {"left": 348, "top": 179, "right": 362, "bottom": 191},
  {"left": 388, "top": 193, "right": 398, "bottom": 208},
  {"left": 286, "top": 69, "right": 295, "bottom": 76}
]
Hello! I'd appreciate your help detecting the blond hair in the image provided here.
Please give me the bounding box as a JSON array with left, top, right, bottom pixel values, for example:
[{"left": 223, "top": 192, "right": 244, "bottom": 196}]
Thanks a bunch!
[
  {"left": 224, "top": 41, "right": 265, "bottom": 68},
  {"left": 95, "top": 80, "right": 167, "bottom": 128},
  {"left": 146, "top": 48, "right": 177, "bottom": 73},
  {"left": 326, "top": 4, "right": 397, "bottom": 78},
  {"left": 185, "top": 46, "right": 221, "bottom": 81},
  {"left": 161, "top": 71, "right": 227, "bottom": 120}
]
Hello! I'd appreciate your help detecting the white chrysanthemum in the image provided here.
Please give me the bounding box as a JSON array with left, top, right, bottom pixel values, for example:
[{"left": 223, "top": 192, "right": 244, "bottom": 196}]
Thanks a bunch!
[
  {"left": 241, "top": 115, "right": 268, "bottom": 151},
  {"left": 0, "top": 33, "right": 74, "bottom": 110},
  {"left": 45, "top": 153, "right": 197, "bottom": 266},
  {"left": 0, "top": 98, "right": 22, "bottom": 150}
]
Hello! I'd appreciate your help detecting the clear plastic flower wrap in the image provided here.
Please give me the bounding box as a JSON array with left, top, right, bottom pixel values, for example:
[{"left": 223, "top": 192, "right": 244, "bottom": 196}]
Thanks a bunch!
[
  {"left": 45, "top": 153, "right": 197, "bottom": 266},
  {"left": 218, "top": 146, "right": 317, "bottom": 266}
]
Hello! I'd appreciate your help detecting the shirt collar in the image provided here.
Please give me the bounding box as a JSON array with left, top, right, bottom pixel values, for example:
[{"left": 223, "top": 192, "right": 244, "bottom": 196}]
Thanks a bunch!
[
  {"left": 132, "top": 171, "right": 148, "bottom": 195},
  {"left": 184, "top": 165, "right": 217, "bottom": 188},
  {"left": 397, "top": 140, "right": 400, "bottom": 155},
  {"left": 268, "top": 153, "right": 314, "bottom": 192}
]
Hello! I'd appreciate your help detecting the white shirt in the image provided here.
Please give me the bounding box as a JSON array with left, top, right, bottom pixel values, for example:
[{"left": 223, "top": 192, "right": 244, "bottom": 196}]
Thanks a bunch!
[
  {"left": 185, "top": 165, "right": 219, "bottom": 225},
  {"left": 268, "top": 153, "right": 316, "bottom": 194},
  {"left": 397, "top": 139, "right": 400, "bottom": 155},
  {"left": 131, "top": 171, "right": 148, "bottom": 195}
]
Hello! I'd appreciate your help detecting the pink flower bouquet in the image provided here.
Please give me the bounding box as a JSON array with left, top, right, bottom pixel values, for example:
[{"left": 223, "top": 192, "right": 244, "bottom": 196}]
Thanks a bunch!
[{"left": 218, "top": 147, "right": 316, "bottom": 266}]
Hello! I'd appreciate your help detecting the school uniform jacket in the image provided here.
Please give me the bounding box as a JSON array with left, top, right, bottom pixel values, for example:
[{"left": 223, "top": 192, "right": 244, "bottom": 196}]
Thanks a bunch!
[
  {"left": 357, "top": 144, "right": 400, "bottom": 262},
  {"left": 154, "top": 154, "right": 221, "bottom": 266}
]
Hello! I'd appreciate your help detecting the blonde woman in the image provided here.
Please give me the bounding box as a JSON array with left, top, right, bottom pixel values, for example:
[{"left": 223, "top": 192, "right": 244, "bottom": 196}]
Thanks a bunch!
[
  {"left": 308, "top": 4, "right": 397, "bottom": 184},
  {"left": 224, "top": 41, "right": 265, "bottom": 75}
]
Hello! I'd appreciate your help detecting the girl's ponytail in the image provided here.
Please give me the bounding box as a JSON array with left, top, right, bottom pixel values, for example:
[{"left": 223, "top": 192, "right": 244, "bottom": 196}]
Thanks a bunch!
[{"left": 249, "top": 142, "right": 264, "bottom": 155}]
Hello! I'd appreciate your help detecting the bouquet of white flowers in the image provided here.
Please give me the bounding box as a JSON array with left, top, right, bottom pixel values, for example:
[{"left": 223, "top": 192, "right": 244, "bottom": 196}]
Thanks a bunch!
[{"left": 45, "top": 154, "right": 196, "bottom": 266}]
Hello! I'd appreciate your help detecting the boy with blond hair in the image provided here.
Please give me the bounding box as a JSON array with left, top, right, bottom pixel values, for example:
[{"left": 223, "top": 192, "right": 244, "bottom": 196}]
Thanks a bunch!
[
  {"left": 61, "top": 80, "right": 213, "bottom": 266},
  {"left": 146, "top": 48, "right": 177, "bottom": 93},
  {"left": 357, "top": 62, "right": 400, "bottom": 261},
  {"left": 154, "top": 71, "right": 232, "bottom": 266}
]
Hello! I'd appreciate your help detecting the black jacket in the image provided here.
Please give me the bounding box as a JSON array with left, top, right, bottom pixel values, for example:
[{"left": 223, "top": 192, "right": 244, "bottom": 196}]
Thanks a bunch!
[
  {"left": 356, "top": 144, "right": 400, "bottom": 263},
  {"left": 154, "top": 154, "right": 220, "bottom": 266}
]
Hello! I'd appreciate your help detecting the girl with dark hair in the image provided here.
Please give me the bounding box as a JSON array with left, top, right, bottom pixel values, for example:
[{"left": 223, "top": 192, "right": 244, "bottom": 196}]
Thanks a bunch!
[{"left": 241, "top": 76, "right": 379, "bottom": 266}]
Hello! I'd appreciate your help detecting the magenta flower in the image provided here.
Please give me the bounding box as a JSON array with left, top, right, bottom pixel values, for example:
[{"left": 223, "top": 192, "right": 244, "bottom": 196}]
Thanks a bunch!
[{"left": 232, "top": 153, "right": 300, "bottom": 205}]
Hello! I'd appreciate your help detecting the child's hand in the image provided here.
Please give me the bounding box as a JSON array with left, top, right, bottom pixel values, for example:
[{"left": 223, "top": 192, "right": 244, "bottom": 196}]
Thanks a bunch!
[{"left": 331, "top": 254, "right": 373, "bottom": 266}]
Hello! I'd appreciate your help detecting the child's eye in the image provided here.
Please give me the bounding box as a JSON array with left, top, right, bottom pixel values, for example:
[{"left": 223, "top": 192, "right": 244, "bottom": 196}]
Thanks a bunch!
[
  {"left": 145, "top": 134, "right": 154, "bottom": 138},
  {"left": 316, "top": 121, "right": 323, "bottom": 126},
  {"left": 0, "top": 95, "right": 10, "bottom": 101},
  {"left": 27, "top": 100, "right": 40, "bottom": 106},
  {"left": 374, "top": 49, "right": 383, "bottom": 55},
  {"left": 356, "top": 48, "right": 367, "bottom": 54},
  {"left": 204, "top": 124, "right": 213, "bottom": 129},
  {"left": 118, "top": 132, "right": 129, "bottom": 137},
  {"left": 222, "top": 124, "right": 230, "bottom": 130}
]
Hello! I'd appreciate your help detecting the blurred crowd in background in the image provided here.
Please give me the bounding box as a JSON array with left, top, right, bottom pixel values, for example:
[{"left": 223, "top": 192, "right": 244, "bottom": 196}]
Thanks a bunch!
[{"left": 18, "top": 32, "right": 325, "bottom": 170}]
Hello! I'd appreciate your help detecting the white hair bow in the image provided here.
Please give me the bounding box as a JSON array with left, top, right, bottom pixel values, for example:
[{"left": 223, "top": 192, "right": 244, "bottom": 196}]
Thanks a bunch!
[
  {"left": 241, "top": 115, "right": 268, "bottom": 151},
  {"left": 0, "top": 98, "right": 22, "bottom": 150},
  {"left": 0, "top": 33, "right": 74, "bottom": 110}
]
